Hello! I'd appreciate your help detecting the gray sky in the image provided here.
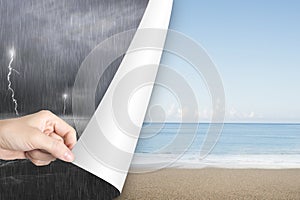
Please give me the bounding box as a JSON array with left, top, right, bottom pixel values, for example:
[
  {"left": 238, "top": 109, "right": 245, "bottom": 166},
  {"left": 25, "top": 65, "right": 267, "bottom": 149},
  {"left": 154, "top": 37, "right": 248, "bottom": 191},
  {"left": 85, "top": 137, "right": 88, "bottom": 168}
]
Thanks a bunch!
[{"left": 0, "top": 0, "right": 148, "bottom": 116}]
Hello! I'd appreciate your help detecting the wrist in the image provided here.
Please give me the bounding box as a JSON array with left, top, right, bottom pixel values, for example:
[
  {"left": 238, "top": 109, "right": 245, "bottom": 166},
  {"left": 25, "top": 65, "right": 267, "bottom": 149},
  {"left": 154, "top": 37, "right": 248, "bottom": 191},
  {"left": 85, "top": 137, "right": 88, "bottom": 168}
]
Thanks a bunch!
[
  {"left": 0, "top": 119, "right": 13, "bottom": 143},
  {"left": 0, "top": 119, "right": 6, "bottom": 135},
  {"left": 0, "top": 120, "right": 8, "bottom": 144}
]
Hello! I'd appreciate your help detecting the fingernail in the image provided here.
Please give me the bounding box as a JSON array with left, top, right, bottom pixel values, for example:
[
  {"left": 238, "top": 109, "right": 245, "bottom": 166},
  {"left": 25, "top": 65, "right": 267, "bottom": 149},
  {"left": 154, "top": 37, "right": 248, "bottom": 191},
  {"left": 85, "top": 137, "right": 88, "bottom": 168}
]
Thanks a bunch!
[{"left": 64, "top": 151, "right": 74, "bottom": 162}]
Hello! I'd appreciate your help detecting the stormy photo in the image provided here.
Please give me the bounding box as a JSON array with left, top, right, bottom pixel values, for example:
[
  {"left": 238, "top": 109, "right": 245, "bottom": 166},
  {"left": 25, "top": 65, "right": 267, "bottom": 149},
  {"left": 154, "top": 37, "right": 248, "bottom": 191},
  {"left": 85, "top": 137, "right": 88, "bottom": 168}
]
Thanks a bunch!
[{"left": 0, "top": 0, "right": 148, "bottom": 199}]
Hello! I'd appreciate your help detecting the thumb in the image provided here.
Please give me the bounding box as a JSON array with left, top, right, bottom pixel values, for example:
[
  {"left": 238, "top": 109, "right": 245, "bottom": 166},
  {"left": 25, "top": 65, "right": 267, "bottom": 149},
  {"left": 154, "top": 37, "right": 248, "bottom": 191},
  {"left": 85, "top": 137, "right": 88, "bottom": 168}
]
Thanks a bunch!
[{"left": 30, "top": 128, "right": 74, "bottom": 162}]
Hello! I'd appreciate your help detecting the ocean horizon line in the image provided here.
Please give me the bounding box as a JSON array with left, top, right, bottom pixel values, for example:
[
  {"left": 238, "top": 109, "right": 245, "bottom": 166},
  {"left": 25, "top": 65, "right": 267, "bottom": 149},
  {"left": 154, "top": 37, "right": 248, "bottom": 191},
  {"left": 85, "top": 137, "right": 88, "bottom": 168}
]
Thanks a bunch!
[
  {"left": 143, "top": 121, "right": 300, "bottom": 125},
  {"left": 1, "top": 114, "right": 299, "bottom": 125}
]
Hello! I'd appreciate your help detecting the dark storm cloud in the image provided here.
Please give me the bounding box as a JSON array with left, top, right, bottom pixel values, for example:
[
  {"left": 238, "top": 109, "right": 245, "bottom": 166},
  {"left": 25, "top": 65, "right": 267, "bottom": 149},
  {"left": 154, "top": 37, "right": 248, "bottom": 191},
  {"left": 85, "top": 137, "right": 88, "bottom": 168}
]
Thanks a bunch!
[{"left": 0, "top": 0, "right": 148, "bottom": 116}]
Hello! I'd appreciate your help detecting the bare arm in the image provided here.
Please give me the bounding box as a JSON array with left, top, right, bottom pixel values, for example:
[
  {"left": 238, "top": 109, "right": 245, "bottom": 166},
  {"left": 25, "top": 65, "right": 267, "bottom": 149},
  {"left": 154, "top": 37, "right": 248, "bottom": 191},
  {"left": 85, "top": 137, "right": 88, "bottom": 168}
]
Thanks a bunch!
[{"left": 0, "top": 110, "right": 77, "bottom": 166}]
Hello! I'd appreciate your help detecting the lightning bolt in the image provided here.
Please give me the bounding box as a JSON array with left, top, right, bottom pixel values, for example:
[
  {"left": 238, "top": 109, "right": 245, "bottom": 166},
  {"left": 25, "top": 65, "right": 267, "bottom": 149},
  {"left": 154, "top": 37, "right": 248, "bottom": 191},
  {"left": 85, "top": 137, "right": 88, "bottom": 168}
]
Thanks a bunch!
[{"left": 7, "top": 48, "right": 19, "bottom": 116}]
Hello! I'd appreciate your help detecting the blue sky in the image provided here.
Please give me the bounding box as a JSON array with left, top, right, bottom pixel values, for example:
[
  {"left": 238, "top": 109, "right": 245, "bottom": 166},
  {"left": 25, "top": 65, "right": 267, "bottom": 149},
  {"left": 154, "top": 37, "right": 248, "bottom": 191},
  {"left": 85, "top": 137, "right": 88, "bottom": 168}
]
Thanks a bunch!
[{"left": 148, "top": 0, "right": 300, "bottom": 123}]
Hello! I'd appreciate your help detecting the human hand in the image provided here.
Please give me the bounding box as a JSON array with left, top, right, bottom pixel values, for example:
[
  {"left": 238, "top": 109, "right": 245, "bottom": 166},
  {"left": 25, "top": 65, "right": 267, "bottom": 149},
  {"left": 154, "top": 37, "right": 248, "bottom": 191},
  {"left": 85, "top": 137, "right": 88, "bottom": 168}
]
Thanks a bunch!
[{"left": 0, "top": 110, "right": 77, "bottom": 166}]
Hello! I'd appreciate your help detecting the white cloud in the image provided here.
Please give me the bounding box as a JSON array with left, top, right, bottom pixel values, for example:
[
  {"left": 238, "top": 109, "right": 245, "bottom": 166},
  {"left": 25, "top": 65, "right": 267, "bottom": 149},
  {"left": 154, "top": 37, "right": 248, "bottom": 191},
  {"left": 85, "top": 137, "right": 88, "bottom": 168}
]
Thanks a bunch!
[{"left": 248, "top": 111, "right": 255, "bottom": 118}]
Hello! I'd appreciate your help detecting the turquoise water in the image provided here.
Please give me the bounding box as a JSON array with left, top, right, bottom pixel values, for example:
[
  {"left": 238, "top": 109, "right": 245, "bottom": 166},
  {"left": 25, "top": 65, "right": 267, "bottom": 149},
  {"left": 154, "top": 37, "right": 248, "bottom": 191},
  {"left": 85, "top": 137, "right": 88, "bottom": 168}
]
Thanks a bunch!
[{"left": 133, "top": 123, "right": 300, "bottom": 168}]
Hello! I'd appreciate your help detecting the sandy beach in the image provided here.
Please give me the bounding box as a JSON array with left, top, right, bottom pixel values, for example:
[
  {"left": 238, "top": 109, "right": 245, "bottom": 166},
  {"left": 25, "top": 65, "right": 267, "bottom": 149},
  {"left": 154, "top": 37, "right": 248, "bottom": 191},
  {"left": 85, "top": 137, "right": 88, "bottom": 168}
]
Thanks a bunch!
[{"left": 117, "top": 168, "right": 300, "bottom": 199}]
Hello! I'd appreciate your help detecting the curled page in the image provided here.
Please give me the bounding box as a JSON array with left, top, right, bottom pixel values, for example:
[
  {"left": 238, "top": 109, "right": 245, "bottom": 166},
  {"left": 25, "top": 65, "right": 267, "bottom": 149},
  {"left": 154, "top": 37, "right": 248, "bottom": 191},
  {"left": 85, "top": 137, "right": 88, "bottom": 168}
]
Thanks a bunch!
[{"left": 72, "top": 0, "right": 173, "bottom": 192}]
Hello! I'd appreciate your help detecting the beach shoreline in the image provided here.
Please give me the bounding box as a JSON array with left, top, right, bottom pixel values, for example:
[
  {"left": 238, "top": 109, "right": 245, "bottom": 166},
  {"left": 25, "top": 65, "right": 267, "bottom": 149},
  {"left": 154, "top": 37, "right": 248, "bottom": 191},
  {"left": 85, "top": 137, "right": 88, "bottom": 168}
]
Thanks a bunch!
[{"left": 117, "top": 168, "right": 300, "bottom": 200}]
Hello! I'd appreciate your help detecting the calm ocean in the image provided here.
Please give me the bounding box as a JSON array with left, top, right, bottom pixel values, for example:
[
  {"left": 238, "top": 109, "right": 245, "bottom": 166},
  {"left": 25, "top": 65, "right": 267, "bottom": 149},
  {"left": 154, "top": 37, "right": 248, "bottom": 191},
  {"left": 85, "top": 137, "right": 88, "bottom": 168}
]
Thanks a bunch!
[{"left": 132, "top": 123, "right": 300, "bottom": 169}]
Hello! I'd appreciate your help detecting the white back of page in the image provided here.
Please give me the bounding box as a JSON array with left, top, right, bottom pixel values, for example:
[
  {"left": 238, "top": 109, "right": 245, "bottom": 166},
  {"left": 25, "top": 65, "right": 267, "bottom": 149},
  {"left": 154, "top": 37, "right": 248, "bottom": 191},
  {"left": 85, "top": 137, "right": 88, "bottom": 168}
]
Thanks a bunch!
[{"left": 72, "top": 0, "right": 173, "bottom": 192}]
